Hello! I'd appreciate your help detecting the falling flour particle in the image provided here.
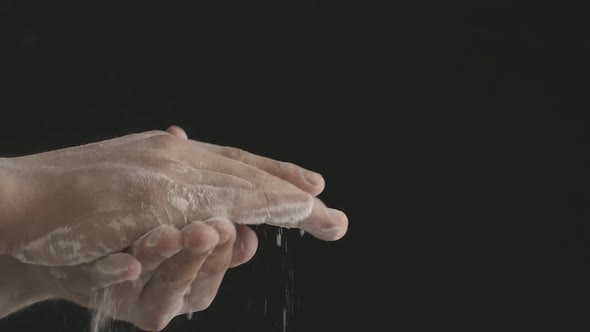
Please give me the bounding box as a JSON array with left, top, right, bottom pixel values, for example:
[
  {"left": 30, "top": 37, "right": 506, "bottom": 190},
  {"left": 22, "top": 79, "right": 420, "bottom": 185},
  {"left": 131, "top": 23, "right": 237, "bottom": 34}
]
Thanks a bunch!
[
  {"left": 299, "top": 230, "right": 305, "bottom": 237},
  {"left": 282, "top": 307, "right": 287, "bottom": 332},
  {"left": 186, "top": 286, "right": 193, "bottom": 320},
  {"left": 264, "top": 298, "right": 268, "bottom": 316},
  {"left": 280, "top": 231, "right": 296, "bottom": 332},
  {"left": 90, "top": 288, "right": 119, "bottom": 332},
  {"left": 276, "top": 232, "right": 282, "bottom": 247}
]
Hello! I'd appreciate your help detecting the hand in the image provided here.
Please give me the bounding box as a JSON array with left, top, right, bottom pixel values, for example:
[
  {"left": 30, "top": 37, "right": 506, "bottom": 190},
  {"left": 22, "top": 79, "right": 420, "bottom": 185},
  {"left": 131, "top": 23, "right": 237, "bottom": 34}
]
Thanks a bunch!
[
  {"left": 0, "top": 128, "right": 346, "bottom": 267},
  {"left": 164, "top": 126, "right": 348, "bottom": 241},
  {"left": 0, "top": 125, "right": 346, "bottom": 330},
  {"left": 0, "top": 217, "right": 245, "bottom": 331}
]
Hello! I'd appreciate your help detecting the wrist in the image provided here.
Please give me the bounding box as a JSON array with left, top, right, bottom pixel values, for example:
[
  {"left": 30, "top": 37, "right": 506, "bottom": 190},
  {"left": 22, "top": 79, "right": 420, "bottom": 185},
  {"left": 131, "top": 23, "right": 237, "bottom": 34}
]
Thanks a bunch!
[
  {"left": 0, "top": 255, "right": 53, "bottom": 318},
  {"left": 0, "top": 158, "right": 32, "bottom": 255}
]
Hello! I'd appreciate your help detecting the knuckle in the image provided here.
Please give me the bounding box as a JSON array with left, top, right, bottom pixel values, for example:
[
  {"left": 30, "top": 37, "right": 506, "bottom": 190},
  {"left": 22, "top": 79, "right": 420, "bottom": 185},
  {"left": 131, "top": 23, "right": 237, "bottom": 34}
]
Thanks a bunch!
[
  {"left": 247, "top": 168, "right": 274, "bottom": 188},
  {"left": 260, "top": 191, "right": 273, "bottom": 206},
  {"left": 138, "top": 180, "right": 165, "bottom": 203},
  {"left": 147, "top": 134, "right": 181, "bottom": 153},
  {"left": 207, "top": 217, "right": 235, "bottom": 237},
  {"left": 223, "top": 147, "right": 248, "bottom": 162},
  {"left": 153, "top": 158, "right": 183, "bottom": 174},
  {"left": 276, "top": 161, "right": 295, "bottom": 177}
]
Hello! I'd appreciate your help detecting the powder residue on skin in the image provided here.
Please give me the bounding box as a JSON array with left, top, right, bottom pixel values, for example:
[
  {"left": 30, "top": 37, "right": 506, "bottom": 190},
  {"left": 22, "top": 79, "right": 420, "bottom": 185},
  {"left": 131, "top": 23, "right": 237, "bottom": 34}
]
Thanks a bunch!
[
  {"left": 107, "top": 216, "right": 137, "bottom": 232},
  {"left": 169, "top": 196, "right": 189, "bottom": 211},
  {"left": 233, "top": 199, "right": 313, "bottom": 228},
  {"left": 162, "top": 181, "right": 314, "bottom": 230},
  {"left": 57, "top": 239, "right": 82, "bottom": 252},
  {"left": 49, "top": 269, "right": 68, "bottom": 280}
]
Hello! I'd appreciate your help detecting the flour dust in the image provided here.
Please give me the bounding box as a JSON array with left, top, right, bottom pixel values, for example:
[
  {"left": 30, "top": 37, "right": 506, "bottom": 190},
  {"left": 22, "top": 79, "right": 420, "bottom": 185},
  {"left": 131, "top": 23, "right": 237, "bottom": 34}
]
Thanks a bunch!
[{"left": 89, "top": 288, "right": 120, "bottom": 332}]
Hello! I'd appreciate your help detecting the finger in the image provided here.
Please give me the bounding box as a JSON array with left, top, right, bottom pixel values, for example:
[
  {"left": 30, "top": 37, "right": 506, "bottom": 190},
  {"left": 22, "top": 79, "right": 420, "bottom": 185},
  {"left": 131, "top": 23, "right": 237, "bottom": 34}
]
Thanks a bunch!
[
  {"left": 197, "top": 190, "right": 347, "bottom": 241},
  {"left": 166, "top": 125, "right": 188, "bottom": 140},
  {"left": 136, "top": 221, "right": 219, "bottom": 331},
  {"left": 162, "top": 128, "right": 324, "bottom": 196},
  {"left": 229, "top": 225, "right": 258, "bottom": 268},
  {"left": 129, "top": 225, "right": 183, "bottom": 272},
  {"left": 78, "top": 253, "right": 142, "bottom": 289},
  {"left": 175, "top": 186, "right": 314, "bottom": 227},
  {"left": 183, "top": 218, "right": 236, "bottom": 313},
  {"left": 130, "top": 156, "right": 254, "bottom": 189},
  {"left": 234, "top": 196, "right": 348, "bottom": 241},
  {"left": 161, "top": 139, "right": 306, "bottom": 194},
  {"left": 193, "top": 142, "right": 325, "bottom": 196},
  {"left": 299, "top": 198, "right": 349, "bottom": 241}
]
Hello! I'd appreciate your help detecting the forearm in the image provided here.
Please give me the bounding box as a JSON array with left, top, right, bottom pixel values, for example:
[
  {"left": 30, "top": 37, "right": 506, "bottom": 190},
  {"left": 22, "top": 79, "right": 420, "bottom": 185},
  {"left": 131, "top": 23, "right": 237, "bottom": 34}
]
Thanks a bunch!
[{"left": 0, "top": 255, "right": 52, "bottom": 319}]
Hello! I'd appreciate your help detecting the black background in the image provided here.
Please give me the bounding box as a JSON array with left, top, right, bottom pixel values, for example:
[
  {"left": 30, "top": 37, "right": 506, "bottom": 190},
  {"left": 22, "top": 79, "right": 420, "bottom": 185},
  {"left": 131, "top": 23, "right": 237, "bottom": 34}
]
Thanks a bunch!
[{"left": 0, "top": 1, "right": 588, "bottom": 332}]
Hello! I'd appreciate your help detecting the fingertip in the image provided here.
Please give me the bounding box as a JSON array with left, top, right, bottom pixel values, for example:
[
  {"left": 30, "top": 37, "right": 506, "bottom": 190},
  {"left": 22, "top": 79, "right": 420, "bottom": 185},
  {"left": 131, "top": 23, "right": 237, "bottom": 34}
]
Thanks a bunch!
[
  {"left": 276, "top": 162, "right": 325, "bottom": 196},
  {"left": 327, "top": 208, "right": 348, "bottom": 226},
  {"left": 125, "top": 259, "right": 143, "bottom": 280},
  {"left": 322, "top": 208, "right": 349, "bottom": 240},
  {"left": 182, "top": 221, "right": 220, "bottom": 254},
  {"left": 301, "top": 204, "right": 349, "bottom": 241},
  {"left": 95, "top": 253, "right": 142, "bottom": 279},
  {"left": 230, "top": 225, "right": 258, "bottom": 268},
  {"left": 205, "top": 217, "right": 237, "bottom": 245},
  {"left": 306, "top": 226, "right": 348, "bottom": 241},
  {"left": 301, "top": 170, "right": 326, "bottom": 196}
]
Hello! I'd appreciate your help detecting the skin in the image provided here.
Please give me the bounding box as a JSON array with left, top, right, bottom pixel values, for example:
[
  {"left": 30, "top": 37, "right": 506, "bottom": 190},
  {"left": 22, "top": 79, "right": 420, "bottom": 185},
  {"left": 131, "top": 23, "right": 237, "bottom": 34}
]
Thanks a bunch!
[
  {"left": 0, "top": 126, "right": 348, "bottom": 330},
  {"left": 0, "top": 127, "right": 347, "bottom": 266},
  {"left": 0, "top": 218, "right": 236, "bottom": 330}
]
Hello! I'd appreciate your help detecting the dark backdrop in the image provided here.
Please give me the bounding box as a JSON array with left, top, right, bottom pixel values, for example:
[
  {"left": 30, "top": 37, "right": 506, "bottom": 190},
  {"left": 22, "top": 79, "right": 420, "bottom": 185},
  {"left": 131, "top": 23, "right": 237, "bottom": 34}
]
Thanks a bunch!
[{"left": 0, "top": 1, "right": 587, "bottom": 332}]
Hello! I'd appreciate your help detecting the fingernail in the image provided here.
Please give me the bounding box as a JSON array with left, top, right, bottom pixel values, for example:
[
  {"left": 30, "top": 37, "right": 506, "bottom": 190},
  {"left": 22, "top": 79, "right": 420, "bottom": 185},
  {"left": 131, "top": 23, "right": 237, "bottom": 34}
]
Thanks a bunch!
[{"left": 303, "top": 171, "right": 323, "bottom": 185}]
